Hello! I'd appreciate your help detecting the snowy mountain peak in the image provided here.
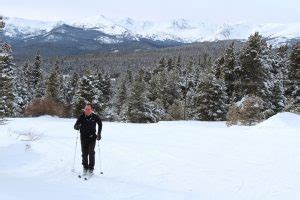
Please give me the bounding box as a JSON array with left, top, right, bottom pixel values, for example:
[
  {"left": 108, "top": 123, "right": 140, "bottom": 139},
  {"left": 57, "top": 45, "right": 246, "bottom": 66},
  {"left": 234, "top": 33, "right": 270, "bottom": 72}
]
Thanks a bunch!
[{"left": 2, "top": 15, "right": 300, "bottom": 45}]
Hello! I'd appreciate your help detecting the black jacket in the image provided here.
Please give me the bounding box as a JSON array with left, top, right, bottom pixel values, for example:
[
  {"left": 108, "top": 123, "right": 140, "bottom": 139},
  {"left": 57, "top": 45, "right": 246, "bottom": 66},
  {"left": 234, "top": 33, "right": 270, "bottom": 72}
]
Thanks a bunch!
[{"left": 74, "top": 112, "right": 102, "bottom": 140}]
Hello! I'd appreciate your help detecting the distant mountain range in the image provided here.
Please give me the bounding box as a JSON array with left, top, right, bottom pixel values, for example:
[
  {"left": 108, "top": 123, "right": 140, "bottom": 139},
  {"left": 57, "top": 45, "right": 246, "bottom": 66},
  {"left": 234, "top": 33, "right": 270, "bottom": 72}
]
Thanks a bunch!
[{"left": 2, "top": 15, "right": 300, "bottom": 58}]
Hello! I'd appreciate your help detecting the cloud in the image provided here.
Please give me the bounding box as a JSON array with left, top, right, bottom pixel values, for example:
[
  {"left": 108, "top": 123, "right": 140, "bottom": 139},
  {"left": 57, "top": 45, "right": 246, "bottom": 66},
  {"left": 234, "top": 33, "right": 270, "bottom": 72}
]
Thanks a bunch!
[{"left": 0, "top": 0, "right": 299, "bottom": 23}]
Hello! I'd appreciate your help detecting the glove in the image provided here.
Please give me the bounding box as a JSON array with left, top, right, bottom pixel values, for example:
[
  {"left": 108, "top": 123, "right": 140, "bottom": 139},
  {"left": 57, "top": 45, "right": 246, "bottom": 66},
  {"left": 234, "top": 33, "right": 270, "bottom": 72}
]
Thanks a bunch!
[
  {"left": 74, "top": 124, "right": 81, "bottom": 130},
  {"left": 96, "top": 134, "right": 101, "bottom": 141}
]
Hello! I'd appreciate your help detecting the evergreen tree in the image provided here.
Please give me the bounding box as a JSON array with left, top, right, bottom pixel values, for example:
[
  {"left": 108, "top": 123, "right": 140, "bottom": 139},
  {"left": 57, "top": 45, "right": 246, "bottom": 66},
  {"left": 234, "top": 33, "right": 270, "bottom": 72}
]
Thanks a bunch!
[
  {"left": 175, "top": 56, "right": 182, "bottom": 72},
  {"left": 93, "top": 71, "right": 105, "bottom": 115},
  {"left": 66, "top": 73, "right": 79, "bottom": 104},
  {"left": 180, "top": 58, "right": 196, "bottom": 120},
  {"left": 166, "top": 58, "right": 175, "bottom": 71},
  {"left": 0, "top": 43, "right": 15, "bottom": 117},
  {"left": 237, "top": 32, "right": 274, "bottom": 117},
  {"left": 272, "top": 80, "right": 286, "bottom": 113},
  {"left": 55, "top": 60, "right": 65, "bottom": 103},
  {"left": 219, "top": 42, "right": 238, "bottom": 102},
  {"left": 126, "top": 68, "right": 133, "bottom": 84},
  {"left": 156, "top": 69, "right": 168, "bottom": 108},
  {"left": 148, "top": 72, "right": 160, "bottom": 102},
  {"left": 115, "top": 78, "right": 127, "bottom": 116},
  {"left": 192, "top": 66, "right": 228, "bottom": 121},
  {"left": 286, "top": 43, "right": 300, "bottom": 112},
  {"left": 64, "top": 73, "right": 79, "bottom": 117},
  {"left": 127, "top": 69, "right": 159, "bottom": 123},
  {"left": 46, "top": 61, "right": 62, "bottom": 102},
  {"left": 164, "top": 67, "right": 181, "bottom": 108},
  {"left": 14, "top": 61, "right": 31, "bottom": 116},
  {"left": 0, "top": 16, "right": 4, "bottom": 122},
  {"left": 73, "top": 70, "right": 99, "bottom": 117},
  {"left": 30, "top": 51, "right": 44, "bottom": 99},
  {"left": 269, "top": 46, "right": 288, "bottom": 113},
  {"left": 102, "top": 73, "right": 111, "bottom": 104},
  {"left": 154, "top": 57, "right": 166, "bottom": 73}
]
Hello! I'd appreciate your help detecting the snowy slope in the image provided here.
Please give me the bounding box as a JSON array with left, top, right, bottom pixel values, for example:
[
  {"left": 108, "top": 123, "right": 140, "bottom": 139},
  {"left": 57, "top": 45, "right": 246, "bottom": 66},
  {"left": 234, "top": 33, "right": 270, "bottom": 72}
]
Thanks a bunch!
[
  {"left": 0, "top": 112, "right": 300, "bottom": 200},
  {"left": 3, "top": 16, "right": 300, "bottom": 44},
  {"left": 4, "top": 17, "right": 61, "bottom": 38},
  {"left": 70, "top": 15, "right": 128, "bottom": 36}
]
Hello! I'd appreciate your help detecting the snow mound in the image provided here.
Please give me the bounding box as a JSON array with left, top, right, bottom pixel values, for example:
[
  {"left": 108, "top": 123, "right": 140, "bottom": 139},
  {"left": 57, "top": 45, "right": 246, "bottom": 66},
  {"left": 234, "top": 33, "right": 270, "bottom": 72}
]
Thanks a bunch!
[{"left": 256, "top": 112, "right": 300, "bottom": 129}]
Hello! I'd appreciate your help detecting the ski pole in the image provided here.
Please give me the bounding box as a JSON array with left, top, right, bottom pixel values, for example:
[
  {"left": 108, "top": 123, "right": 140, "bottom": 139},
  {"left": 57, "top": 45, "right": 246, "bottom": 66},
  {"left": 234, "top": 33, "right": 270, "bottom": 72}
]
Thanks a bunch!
[
  {"left": 97, "top": 140, "right": 103, "bottom": 174},
  {"left": 71, "top": 130, "right": 79, "bottom": 172}
]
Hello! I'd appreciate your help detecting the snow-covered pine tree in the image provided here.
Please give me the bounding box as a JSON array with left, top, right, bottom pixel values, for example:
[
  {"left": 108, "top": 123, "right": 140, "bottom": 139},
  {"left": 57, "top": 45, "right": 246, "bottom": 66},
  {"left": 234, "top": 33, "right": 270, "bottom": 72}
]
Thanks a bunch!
[
  {"left": 175, "top": 56, "right": 182, "bottom": 72},
  {"left": 126, "top": 68, "right": 133, "bottom": 84},
  {"left": 286, "top": 43, "right": 300, "bottom": 113},
  {"left": 93, "top": 71, "right": 105, "bottom": 116},
  {"left": 272, "top": 79, "right": 286, "bottom": 113},
  {"left": 14, "top": 61, "right": 32, "bottom": 116},
  {"left": 156, "top": 69, "right": 168, "bottom": 109},
  {"left": 102, "top": 73, "right": 111, "bottom": 107},
  {"left": 276, "top": 44, "right": 289, "bottom": 81},
  {"left": 164, "top": 67, "right": 181, "bottom": 110},
  {"left": 192, "top": 64, "right": 228, "bottom": 121},
  {"left": 0, "top": 15, "right": 4, "bottom": 122},
  {"left": 151, "top": 57, "right": 182, "bottom": 112},
  {"left": 153, "top": 57, "right": 166, "bottom": 74},
  {"left": 112, "top": 68, "right": 134, "bottom": 121},
  {"left": 237, "top": 32, "right": 274, "bottom": 117},
  {"left": 148, "top": 72, "right": 160, "bottom": 102},
  {"left": 115, "top": 77, "right": 127, "bottom": 116},
  {"left": 180, "top": 58, "right": 197, "bottom": 120},
  {"left": 66, "top": 73, "right": 79, "bottom": 104},
  {"left": 64, "top": 73, "right": 79, "bottom": 117},
  {"left": 143, "top": 70, "right": 152, "bottom": 84},
  {"left": 148, "top": 57, "right": 180, "bottom": 113},
  {"left": 213, "top": 56, "right": 224, "bottom": 80},
  {"left": 45, "top": 60, "right": 62, "bottom": 102},
  {"left": 72, "top": 70, "right": 98, "bottom": 117},
  {"left": 219, "top": 42, "right": 238, "bottom": 102},
  {"left": 269, "top": 46, "right": 288, "bottom": 113},
  {"left": 30, "top": 51, "right": 44, "bottom": 99},
  {"left": 166, "top": 58, "right": 175, "bottom": 71},
  {"left": 127, "top": 69, "right": 159, "bottom": 123},
  {"left": 0, "top": 40, "right": 16, "bottom": 117},
  {"left": 55, "top": 60, "right": 65, "bottom": 103},
  {"left": 146, "top": 69, "right": 166, "bottom": 120},
  {"left": 187, "top": 55, "right": 215, "bottom": 120}
]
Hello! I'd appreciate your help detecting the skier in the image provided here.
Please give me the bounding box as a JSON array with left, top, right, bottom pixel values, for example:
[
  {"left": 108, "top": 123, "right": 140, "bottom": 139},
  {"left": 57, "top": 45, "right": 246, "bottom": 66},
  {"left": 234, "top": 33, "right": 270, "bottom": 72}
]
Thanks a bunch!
[{"left": 74, "top": 103, "right": 102, "bottom": 177}]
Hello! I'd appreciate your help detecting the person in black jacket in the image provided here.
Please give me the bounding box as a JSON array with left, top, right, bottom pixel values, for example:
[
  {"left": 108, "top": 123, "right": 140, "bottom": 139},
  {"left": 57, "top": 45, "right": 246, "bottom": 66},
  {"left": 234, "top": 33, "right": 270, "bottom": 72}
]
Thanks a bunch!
[{"left": 74, "top": 103, "right": 102, "bottom": 175}]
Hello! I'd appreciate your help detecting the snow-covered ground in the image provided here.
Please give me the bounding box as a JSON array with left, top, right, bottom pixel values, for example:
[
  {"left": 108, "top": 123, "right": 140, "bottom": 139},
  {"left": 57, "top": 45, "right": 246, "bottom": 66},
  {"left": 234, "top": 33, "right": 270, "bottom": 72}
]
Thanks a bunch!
[{"left": 0, "top": 112, "right": 300, "bottom": 200}]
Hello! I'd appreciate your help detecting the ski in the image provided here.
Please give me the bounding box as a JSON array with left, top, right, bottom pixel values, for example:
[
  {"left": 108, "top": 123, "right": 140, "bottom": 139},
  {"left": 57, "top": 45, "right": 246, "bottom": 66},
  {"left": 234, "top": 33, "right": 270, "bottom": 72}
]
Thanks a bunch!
[
  {"left": 84, "top": 171, "right": 95, "bottom": 180},
  {"left": 77, "top": 172, "right": 93, "bottom": 180}
]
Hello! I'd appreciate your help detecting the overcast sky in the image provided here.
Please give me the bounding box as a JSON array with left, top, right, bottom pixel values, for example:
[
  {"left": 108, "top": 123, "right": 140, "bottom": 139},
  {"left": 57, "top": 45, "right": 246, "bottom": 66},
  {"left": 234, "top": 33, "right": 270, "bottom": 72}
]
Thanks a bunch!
[{"left": 0, "top": 0, "right": 299, "bottom": 23}]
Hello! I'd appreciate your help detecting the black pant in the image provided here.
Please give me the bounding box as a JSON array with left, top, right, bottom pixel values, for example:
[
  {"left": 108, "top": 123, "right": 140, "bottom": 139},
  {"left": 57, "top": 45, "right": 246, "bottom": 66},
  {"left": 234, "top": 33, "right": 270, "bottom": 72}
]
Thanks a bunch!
[{"left": 80, "top": 138, "right": 96, "bottom": 170}]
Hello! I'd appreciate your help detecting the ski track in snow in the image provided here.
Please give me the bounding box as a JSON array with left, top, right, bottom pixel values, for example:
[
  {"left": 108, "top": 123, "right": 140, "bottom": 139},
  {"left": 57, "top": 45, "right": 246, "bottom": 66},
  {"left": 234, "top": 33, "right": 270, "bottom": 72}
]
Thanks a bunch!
[{"left": 0, "top": 113, "right": 300, "bottom": 200}]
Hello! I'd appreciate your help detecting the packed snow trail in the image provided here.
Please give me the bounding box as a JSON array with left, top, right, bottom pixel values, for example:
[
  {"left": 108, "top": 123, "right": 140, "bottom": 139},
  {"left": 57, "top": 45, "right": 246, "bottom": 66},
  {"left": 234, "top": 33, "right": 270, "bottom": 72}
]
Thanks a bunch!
[{"left": 0, "top": 113, "right": 300, "bottom": 200}]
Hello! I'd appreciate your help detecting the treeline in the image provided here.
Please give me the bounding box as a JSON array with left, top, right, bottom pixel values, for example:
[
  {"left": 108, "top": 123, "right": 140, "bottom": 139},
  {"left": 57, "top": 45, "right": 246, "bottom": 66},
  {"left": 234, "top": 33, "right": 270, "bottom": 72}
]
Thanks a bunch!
[
  {"left": 1, "top": 31, "right": 299, "bottom": 124},
  {"left": 112, "top": 33, "right": 299, "bottom": 124},
  {"left": 15, "top": 40, "right": 244, "bottom": 76}
]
